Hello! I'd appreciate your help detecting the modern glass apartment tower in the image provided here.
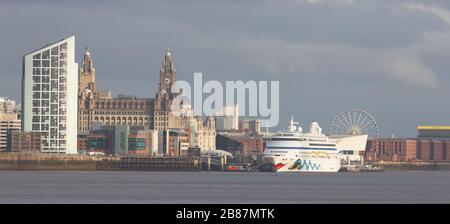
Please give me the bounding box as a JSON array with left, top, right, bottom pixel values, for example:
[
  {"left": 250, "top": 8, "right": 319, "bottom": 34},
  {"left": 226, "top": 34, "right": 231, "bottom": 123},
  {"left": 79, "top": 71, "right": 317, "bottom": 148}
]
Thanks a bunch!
[{"left": 22, "top": 36, "right": 78, "bottom": 154}]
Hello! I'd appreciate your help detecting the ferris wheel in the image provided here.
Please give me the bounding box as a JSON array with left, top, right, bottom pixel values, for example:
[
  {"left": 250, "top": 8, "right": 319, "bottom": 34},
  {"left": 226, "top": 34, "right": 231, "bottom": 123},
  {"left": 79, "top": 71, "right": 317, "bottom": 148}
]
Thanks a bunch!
[{"left": 329, "top": 109, "right": 379, "bottom": 139}]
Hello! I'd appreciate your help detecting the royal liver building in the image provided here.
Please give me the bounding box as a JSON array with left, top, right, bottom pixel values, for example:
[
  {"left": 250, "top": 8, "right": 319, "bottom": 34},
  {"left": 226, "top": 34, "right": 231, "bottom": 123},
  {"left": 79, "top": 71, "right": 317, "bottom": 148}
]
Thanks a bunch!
[{"left": 77, "top": 48, "right": 154, "bottom": 132}]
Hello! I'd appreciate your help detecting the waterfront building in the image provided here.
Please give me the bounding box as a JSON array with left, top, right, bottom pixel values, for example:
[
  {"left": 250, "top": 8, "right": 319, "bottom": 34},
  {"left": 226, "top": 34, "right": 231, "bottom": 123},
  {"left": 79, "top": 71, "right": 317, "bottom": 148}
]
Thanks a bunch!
[
  {"left": 76, "top": 132, "right": 88, "bottom": 152},
  {"left": 160, "top": 129, "right": 190, "bottom": 156},
  {"left": 431, "top": 140, "right": 445, "bottom": 161},
  {"left": 417, "top": 126, "right": 450, "bottom": 140},
  {"left": 182, "top": 115, "right": 216, "bottom": 152},
  {"left": 77, "top": 130, "right": 113, "bottom": 155},
  {"left": 77, "top": 125, "right": 156, "bottom": 155},
  {"left": 153, "top": 49, "right": 182, "bottom": 131},
  {"left": 22, "top": 36, "right": 78, "bottom": 154},
  {"left": 215, "top": 104, "right": 239, "bottom": 131},
  {"left": 0, "top": 113, "right": 21, "bottom": 151},
  {"left": 417, "top": 139, "right": 432, "bottom": 161},
  {"left": 77, "top": 48, "right": 154, "bottom": 131},
  {"left": 216, "top": 132, "right": 265, "bottom": 155},
  {"left": 239, "top": 119, "right": 261, "bottom": 136},
  {"left": 0, "top": 97, "right": 17, "bottom": 114},
  {"left": 365, "top": 138, "right": 418, "bottom": 162},
  {"left": 366, "top": 138, "right": 450, "bottom": 162},
  {"left": 8, "top": 131, "right": 42, "bottom": 153}
]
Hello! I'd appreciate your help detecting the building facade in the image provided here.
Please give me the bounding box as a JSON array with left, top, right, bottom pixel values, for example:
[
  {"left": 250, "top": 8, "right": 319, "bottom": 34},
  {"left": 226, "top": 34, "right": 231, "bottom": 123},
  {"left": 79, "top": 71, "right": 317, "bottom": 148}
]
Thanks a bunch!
[
  {"left": 366, "top": 138, "right": 450, "bottom": 162},
  {"left": 216, "top": 132, "right": 265, "bottom": 155},
  {"left": 417, "top": 126, "right": 450, "bottom": 140},
  {"left": 161, "top": 129, "right": 190, "bottom": 156},
  {"left": 181, "top": 116, "right": 216, "bottom": 152},
  {"left": 78, "top": 125, "right": 157, "bottom": 156},
  {"left": 0, "top": 97, "right": 17, "bottom": 114},
  {"left": 9, "top": 131, "right": 42, "bottom": 153},
  {"left": 0, "top": 113, "right": 21, "bottom": 151},
  {"left": 22, "top": 36, "right": 78, "bottom": 154},
  {"left": 365, "top": 138, "right": 418, "bottom": 162},
  {"left": 239, "top": 119, "right": 261, "bottom": 136},
  {"left": 77, "top": 48, "right": 154, "bottom": 132},
  {"left": 215, "top": 104, "right": 239, "bottom": 131}
]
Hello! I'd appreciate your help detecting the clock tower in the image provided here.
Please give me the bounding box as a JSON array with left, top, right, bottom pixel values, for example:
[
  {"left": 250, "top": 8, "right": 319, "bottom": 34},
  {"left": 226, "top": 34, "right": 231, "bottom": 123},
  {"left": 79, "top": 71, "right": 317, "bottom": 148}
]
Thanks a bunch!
[{"left": 154, "top": 49, "right": 180, "bottom": 130}]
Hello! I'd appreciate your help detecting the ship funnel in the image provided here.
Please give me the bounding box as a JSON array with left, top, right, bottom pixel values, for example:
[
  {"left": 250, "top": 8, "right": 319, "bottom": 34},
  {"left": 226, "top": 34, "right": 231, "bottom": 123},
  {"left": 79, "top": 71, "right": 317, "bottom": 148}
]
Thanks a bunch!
[{"left": 309, "top": 122, "right": 324, "bottom": 136}]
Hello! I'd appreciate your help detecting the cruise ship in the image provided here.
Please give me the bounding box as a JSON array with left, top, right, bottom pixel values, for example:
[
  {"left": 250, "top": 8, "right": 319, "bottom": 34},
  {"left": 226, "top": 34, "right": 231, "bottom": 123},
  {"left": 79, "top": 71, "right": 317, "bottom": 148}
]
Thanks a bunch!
[{"left": 262, "top": 117, "right": 367, "bottom": 172}]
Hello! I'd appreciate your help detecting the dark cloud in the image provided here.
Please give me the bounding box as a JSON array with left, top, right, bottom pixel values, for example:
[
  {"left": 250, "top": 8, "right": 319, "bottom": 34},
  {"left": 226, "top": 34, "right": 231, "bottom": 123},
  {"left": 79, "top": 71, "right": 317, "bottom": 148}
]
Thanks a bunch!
[{"left": 1, "top": 0, "right": 450, "bottom": 137}]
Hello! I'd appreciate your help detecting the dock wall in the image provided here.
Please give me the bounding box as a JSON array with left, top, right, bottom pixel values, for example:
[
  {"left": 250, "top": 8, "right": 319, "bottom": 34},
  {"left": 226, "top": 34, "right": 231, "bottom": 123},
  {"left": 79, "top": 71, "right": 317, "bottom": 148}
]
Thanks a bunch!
[
  {"left": 370, "top": 161, "right": 450, "bottom": 170},
  {"left": 0, "top": 153, "right": 202, "bottom": 171}
]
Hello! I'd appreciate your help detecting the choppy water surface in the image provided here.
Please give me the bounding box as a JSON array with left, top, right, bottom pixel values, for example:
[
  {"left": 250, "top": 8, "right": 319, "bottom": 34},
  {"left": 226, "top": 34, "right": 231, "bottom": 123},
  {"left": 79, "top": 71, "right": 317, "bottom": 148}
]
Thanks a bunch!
[{"left": 0, "top": 171, "right": 449, "bottom": 203}]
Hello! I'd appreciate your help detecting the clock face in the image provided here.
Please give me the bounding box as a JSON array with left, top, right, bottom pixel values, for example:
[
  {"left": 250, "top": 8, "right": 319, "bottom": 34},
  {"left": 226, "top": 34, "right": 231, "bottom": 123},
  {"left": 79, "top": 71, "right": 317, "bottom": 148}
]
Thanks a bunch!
[{"left": 164, "top": 78, "right": 171, "bottom": 84}]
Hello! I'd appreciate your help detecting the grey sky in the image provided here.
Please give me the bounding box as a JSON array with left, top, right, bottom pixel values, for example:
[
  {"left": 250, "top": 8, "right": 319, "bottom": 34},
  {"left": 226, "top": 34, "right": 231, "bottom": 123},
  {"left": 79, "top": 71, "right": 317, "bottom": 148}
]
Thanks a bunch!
[{"left": 1, "top": 0, "right": 450, "bottom": 137}]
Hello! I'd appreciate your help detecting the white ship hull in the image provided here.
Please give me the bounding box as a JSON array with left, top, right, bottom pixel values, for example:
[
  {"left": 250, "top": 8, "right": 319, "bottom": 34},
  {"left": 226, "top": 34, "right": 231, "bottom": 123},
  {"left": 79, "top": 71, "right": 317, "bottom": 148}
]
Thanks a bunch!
[{"left": 263, "top": 153, "right": 341, "bottom": 172}]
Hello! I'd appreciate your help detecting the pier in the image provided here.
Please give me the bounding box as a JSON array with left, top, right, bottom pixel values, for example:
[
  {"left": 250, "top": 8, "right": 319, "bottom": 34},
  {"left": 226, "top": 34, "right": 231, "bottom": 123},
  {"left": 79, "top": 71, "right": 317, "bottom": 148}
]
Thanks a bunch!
[
  {"left": 97, "top": 156, "right": 202, "bottom": 171},
  {"left": 0, "top": 153, "right": 203, "bottom": 171}
]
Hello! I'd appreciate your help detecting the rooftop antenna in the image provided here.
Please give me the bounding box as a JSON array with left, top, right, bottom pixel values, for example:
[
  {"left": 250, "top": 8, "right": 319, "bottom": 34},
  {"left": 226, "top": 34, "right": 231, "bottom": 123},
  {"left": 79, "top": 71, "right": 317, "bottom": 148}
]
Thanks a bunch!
[
  {"left": 264, "top": 120, "right": 270, "bottom": 135},
  {"left": 288, "top": 116, "right": 299, "bottom": 132}
]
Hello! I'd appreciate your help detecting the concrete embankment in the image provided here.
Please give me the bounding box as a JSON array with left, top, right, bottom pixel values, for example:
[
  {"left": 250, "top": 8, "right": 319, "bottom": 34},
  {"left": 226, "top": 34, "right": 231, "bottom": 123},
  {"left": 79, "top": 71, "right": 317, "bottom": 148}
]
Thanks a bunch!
[
  {"left": 0, "top": 153, "right": 203, "bottom": 171},
  {"left": 0, "top": 153, "right": 98, "bottom": 171},
  {"left": 5, "top": 152, "right": 448, "bottom": 172},
  {"left": 369, "top": 161, "right": 450, "bottom": 170}
]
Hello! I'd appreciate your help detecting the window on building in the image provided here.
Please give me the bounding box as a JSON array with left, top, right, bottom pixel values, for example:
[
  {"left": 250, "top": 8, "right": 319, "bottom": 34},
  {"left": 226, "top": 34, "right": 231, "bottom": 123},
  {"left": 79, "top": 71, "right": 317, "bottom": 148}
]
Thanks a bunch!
[
  {"left": 42, "top": 50, "right": 50, "bottom": 59},
  {"left": 42, "top": 68, "right": 49, "bottom": 76},
  {"left": 32, "top": 100, "right": 40, "bottom": 107},
  {"left": 33, "top": 68, "right": 40, "bottom": 75},
  {"left": 59, "top": 69, "right": 66, "bottom": 76},
  {"left": 33, "top": 92, "right": 40, "bottom": 99},
  {"left": 41, "top": 100, "right": 49, "bottom": 107},
  {"left": 32, "top": 116, "right": 40, "bottom": 122},
  {"left": 41, "top": 108, "right": 49, "bottom": 115},
  {"left": 32, "top": 76, "right": 40, "bottom": 83},
  {"left": 41, "top": 116, "right": 49, "bottom": 123},
  {"left": 33, "top": 60, "right": 40, "bottom": 67},
  {"left": 51, "top": 69, "right": 58, "bottom": 79},
  {"left": 42, "top": 76, "right": 50, "bottom": 83},
  {"left": 51, "top": 57, "right": 58, "bottom": 67},
  {"left": 60, "top": 52, "right": 67, "bottom": 60},
  {"left": 42, "top": 60, "right": 49, "bottom": 67},
  {"left": 59, "top": 43, "right": 67, "bottom": 51},
  {"left": 51, "top": 81, "right": 58, "bottom": 91},
  {"left": 51, "top": 93, "right": 58, "bottom": 103},
  {"left": 59, "top": 77, "right": 66, "bottom": 83},
  {"left": 42, "top": 84, "right": 49, "bottom": 91},
  {"left": 42, "top": 92, "right": 49, "bottom": 99},
  {"left": 59, "top": 84, "right": 66, "bottom": 91},
  {"left": 51, "top": 47, "right": 58, "bottom": 55}
]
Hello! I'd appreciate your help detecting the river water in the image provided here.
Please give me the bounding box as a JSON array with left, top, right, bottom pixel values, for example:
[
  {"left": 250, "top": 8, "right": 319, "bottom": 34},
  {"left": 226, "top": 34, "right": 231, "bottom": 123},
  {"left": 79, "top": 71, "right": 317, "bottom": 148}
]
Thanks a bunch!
[{"left": 0, "top": 170, "right": 449, "bottom": 203}]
